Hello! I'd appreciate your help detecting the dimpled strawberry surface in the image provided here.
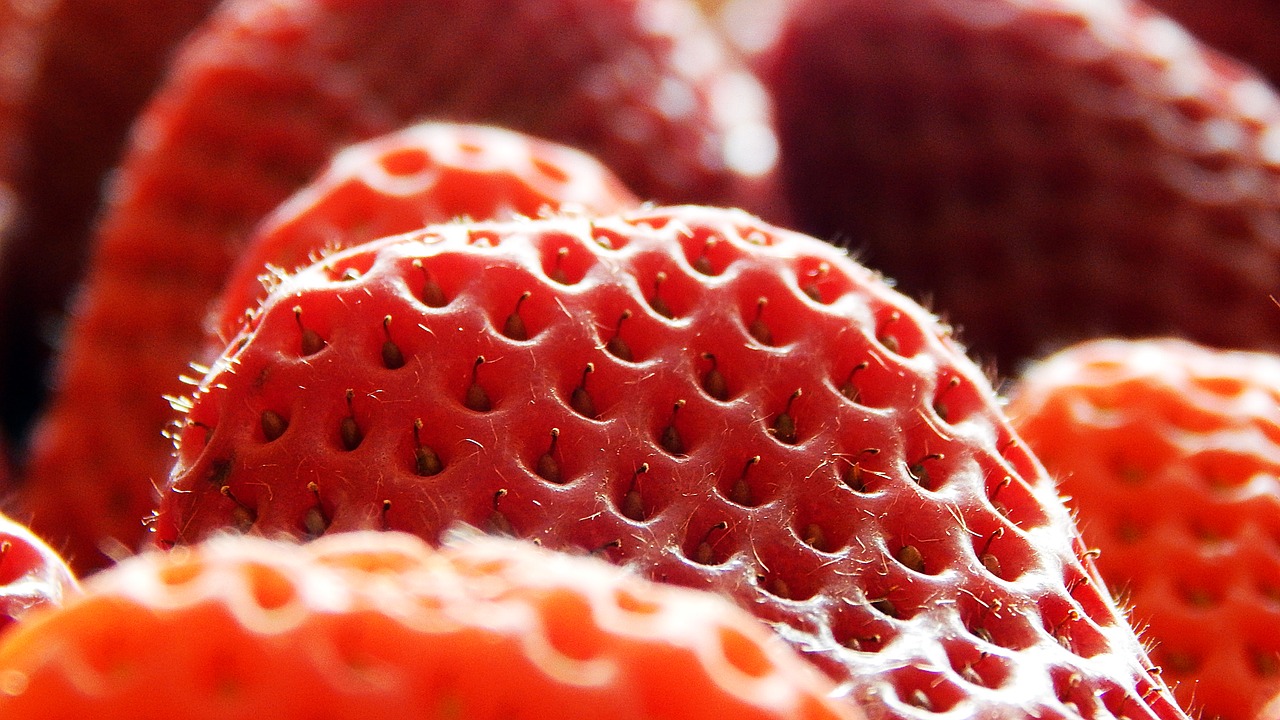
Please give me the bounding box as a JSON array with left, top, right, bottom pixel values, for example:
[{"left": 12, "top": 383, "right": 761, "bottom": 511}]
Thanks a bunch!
[{"left": 156, "top": 205, "right": 1185, "bottom": 720}]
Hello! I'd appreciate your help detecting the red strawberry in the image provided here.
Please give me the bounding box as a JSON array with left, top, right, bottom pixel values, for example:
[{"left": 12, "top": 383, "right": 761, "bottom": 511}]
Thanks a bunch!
[
  {"left": 14, "top": 0, "right": 780, "bottom": 574},
  {"left": 0, "top": 510, "right": 78, "bottom": 631},
  {"left": 215, "top": 121, "right": 640, "bottom": 345},
  {"left": 156, "top": 205, "right": 1186, "bottom": 720},
  {"left": 0, "top": 530, "right": 856, "bottom": 720},
  {"left": 0, "top": 0, "right": 220, "bottom": 439},
  {"left": 756, "top": 0, "right": 1280, "bottom": 371},
  {"left": 1005, "top": 338, "right": 1280, "bottom": 720}
]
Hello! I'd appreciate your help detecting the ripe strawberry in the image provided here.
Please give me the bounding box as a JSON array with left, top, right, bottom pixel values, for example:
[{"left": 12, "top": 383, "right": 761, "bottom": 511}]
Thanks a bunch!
[
  {"left": 0, "top": 0, "right": 220, "bottom": 439},
  {"left": 0, "top": 530, "right": 857, "bottom": 720},
  {"left": 14, "top": 0, "right": 780, "bottom": 574},
  {"left": 156, "top": 205, "right": 1186, "bottom": 720},
  {"left": 757, "top": 0, "right": 1280, "bottom": 371},
  {"left": 0, "top": 510, "right": 78, "bottom": 630},
  {"left": 1005, "top": 338, "right": 1280, "bottom": 720},
  {"left": 215, "top": 121, "right": 640, "bottom": 345}
]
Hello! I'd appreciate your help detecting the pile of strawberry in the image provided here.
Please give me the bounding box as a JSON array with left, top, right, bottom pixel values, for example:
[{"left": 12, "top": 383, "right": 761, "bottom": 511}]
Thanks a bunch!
[{"left": 0, "top": 0, "right": 1278, "bottom": 718}]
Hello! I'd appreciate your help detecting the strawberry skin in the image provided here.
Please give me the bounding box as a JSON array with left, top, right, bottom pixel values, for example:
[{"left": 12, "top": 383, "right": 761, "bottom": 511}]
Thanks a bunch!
[
  {"left": 0, "top": 510, "right": 78, "bottom": 630},
  {"left": 757, "top": 0, "right": 1280, "bottom": 370},
  {"left": 1145, "top": 0, "right": 1280, "bottom": 89},
  {"left": 215, "top": 121, "right": 640, "bottom": 345},
  {"left": 1006, "top": 339, "right": 1280, "bottom": 720},
  {"left": 157, "top": 205, "right": 1186, "bottom": 720},
  {"left": 0, "top": 530, "right": 857, "bottom": 720},
  {"left": 14, "top": 0, "right": 779, "bottom": 574}
]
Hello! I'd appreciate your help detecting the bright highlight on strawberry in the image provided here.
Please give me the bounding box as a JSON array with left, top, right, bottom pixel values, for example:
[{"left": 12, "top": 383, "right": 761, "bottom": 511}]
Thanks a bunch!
[
  {"left": 156, "top": 205, "right": 1186, "bottom": 720},
  {"left": 0, "top": 531, "right": 857, "bottom": 720}
]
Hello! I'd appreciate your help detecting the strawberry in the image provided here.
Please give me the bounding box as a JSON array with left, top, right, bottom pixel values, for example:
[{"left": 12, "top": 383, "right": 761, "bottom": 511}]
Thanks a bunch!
[
  {"left": 756, "top": 0, "right": 1280, "bottom": 371},
  {"left": 0, "top": 510, "right": 78, "bottom": 630},
  {"left": 1005, "top": 338, "right": 1280, "bottom": 720},
  {"left": 155, "top": 205, "right": 1187, "bottom": 720},
  {"left": 0, "top": 0, "right": 220, "bottom": 439},
  {"left": 14, "top": 0, "right": 780, "bottom": 574},
  {"left": 214, "top": 121, "right": 640, "bottom": 346},
  {"left": 0, "top": 530, "right": 857, "bottom": 720}
]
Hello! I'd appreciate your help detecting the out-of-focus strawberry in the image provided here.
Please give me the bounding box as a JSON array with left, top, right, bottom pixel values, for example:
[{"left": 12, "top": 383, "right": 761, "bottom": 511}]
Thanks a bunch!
[
  {"left": 14, "top": 0, "right": 779, "bottom": 574},
  {"left": 0, "top": 510, "right": 78, "bottom": 631},
  {"left": 757, "top": 0, "right": 1280, "bottom": 372},
  {"left": 1006, "top": 338, "right": 1280, "bottom": 720},
  {"left": 1144, "top": 0, "right": 1280, "bottom": 89},
  {"left": 0, "top": 530, "right": 857, "bottom": 720},
  {"left": 156, "top": 204, "right": 1187, "bottom": 720},
  {"left": 0, "top": 0, "right": 220, "bottom": 439},
  {"left": 215, "top": 121, "right": 639, "bottom": 345}
]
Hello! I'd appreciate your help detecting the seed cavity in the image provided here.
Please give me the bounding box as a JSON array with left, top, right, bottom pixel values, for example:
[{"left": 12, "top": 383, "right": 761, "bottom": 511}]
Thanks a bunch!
[
  {"left": 621, "top": 464, "right": 650, "bottom": 522},
  {"left": 340, "top": 389, "right": 363, "bottom": 451},
  {"left": 294, "top": 306, "right": 326, "bottom": 356},
  {"left": 649, "top": 271, "right": 673, "bottom": 318},
  {"left": 897, "top": 544, "right": 926, "bottom": 574},
  {"left": 549, "top": 247, "right": 571, "bottom": 284},
  {"left": 503, "top": 292, "right": 531, "bottom": 341},
  {"left": 692, "top": 238, "right": 717, "bottom": 275},
  {"left": 381, "top": 315, "right": 406, "bottom": 369},
  {"left": 839, "top": 362, "right": 869, "bottom": 403},
  {"left": 465, "top": 357, "right": 493, "bottom": 412},
  {"left": 412, "top": 419, "right": 443, "bottom": 476},
  {"left": 728, "top": 456, "right": 761, "bottom": 507},
  {"left": 414, "top": 259, "right": 447, "bottom": 307},
  {"left": 535, "top": 428, "right": 563, "bottom": 483},
  {"left": 304, "top": 482, "right": 329, "bottom": 537},
  {"left": 605, "top": 310, "right": 634, "bottom": 361},
  {"left": 979, "top": 528, "right": 1005, "bottom": 578},
  {"left": 933, "top": 376, "right": 962, "bottom": 422},
  {"left": 841, "top": 448, "right": 883, "bottom": 492},
  {"left": 570, "top": 364, "right": 598, "bottom": 419},
  {"left": 907, "top": 453, "right": 945, "bottom": 490},
  {"left": 488, "top": 489, "right": 513, "bottom": 535},
  {"left": 700, "top": 353, "right": 729, "bottom": 401},
  {"left": 220, "top": 485, "right": 256, "bottom": 532},
  {"left": 770, "top": 389, "right": 801, "bottom": 444},
  {"left": 260, "top": 410, "right": 288, "bottom": 442},
  {"left": 802, "top": 523, "right": 828, "bottom": 552},
  {"left": 748, "top": 297, "right": 773, "bottom": 345},
  {"left": 692, "top": 521, "right": 729, "bottom": 565},
  {"left": 659, "top": 400, "right": 686, "bottom": 455}
]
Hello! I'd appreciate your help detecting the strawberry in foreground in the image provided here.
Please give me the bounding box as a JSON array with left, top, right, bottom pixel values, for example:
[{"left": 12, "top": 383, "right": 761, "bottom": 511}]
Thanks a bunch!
[
  {"left": 14, "top": 0, "right": 778, "bottom": 574},
  {"left": 214, "top": 121, "right": 639, "bottom": 345},
  {"left": 0, "top": 510, "right": 78, "bottom": 631},
  {"left": 757, "top": 0, "right": 1280, "bottom": 371},
  {"left": 156, "top": 205, "right": 1186, "bottom": 720},
  {"left": 0, "top": 530, "right": 856, "bottom": 720},
  {"left": 1005, "top": 338, "right": 1280, "bottom": 720}
]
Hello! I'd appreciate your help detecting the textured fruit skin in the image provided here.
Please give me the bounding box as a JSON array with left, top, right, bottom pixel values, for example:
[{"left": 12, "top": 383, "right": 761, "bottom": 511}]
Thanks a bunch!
[
  {"left": 1145, "top": 0, "right": 1280, "bottom": 89},
  {"left": 1006, "top": 339, "right": 1280, "bottom": 720},
  {"left": 157, "top": 205, "right": 1185, "bottom": 720},
  {"left": 13, "top": 0, "right": 780, "bottom": 574},
  {"left": 215, "top": 121, "right": 640, "bottom": 345},
  {"left": 0, "top": 530, "right": 857, "bottom": 720},
  {"left": 0, "top": 510, "right": 78, "bottom": 630},
  {"left": 0, "top": 0, "right": 220, "bottom": 439},
  {"left": 758, "top": 0, "right": 1280, "bottom": 372}
]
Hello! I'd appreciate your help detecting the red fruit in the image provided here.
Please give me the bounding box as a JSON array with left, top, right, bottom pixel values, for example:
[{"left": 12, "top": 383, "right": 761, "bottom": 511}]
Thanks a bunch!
[
  {"left": 15, "top": 0, "right": 779, "bottom": 574},
  {"left": 156, "top": 205, "right": 1186, "bottom": 720},
  {"left": 0, "top": 530, "right": 856, "bottom": 720},
  {"left": 215, "top": 121, "right": 640, "bottom": 345},
  {"left": 1144, "top": 0, "right": 1280, "bottom": 89},
  {"left": 1005, "top": 338, "right": 1280, "bottom": 720},
  {"left": 757, "top": 0, "right": 1280, "bottom": 371},
  {"left": 0, "top": 0, "right": 220, "bottom": 438},
  {"left": 0, "top": 511, "right": 78, "bottom": 630}
]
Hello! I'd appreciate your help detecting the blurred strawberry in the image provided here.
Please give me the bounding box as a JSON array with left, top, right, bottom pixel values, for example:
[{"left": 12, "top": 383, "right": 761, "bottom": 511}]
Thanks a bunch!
[
  {"left": 15, "top": 0, "right": 779, "bottom": 573},
  {"left": 1006, "top": 338, "right": 1280, "bottom": 720},
  {"left": 0, "top": 510, "right": 78, "bottom": 631},
  {"left": 758, "top": 0, "right": 1280, "bottom": 372},
  {"left": 0, "top": 530, "right": 856, "bottom": 720},
  {"left": 1145, "top": 0, "right": 1280, "bottom": 89},
  {"left": 0, "top": 0, "right": 219, "bottom": 439}
]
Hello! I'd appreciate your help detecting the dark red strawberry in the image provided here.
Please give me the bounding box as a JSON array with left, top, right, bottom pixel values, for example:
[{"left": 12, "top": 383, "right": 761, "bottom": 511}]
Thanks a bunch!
[
  {"left": 0, "top": 531, "right": 854, "bottom": 720},
  {"left": 1006, "top": 338, "right": 1280, "bottom": 720},
  {"left": 0, "top": 510, "right": 78, "bottom": 630},
  {"left": 155, "top": 205, "right": 1187, "bottom": 720},
  {"left": 0, "top": 0, "right": 220, "bottom": 439},
  {"left": 14, "top": 0, "right": 780, "bottom": 574},
  {"left": 215, "top": 121, "right": 639, "bottom": 345},
  {"left": 757, "top": 0, "right": 1280, "bottom": 371}
]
